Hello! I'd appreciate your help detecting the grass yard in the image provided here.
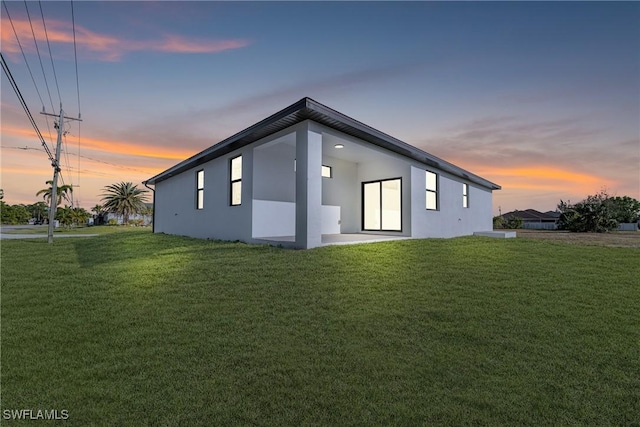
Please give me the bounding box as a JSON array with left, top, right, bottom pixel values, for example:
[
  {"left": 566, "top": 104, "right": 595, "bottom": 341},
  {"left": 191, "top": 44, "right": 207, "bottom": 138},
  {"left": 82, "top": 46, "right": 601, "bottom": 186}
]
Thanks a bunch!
[
  {"left": 516, "top": 229, "right": 640, "bottom": 248},
  {"left": 1, "top": 229, "right": 638, "bottom": 425}
]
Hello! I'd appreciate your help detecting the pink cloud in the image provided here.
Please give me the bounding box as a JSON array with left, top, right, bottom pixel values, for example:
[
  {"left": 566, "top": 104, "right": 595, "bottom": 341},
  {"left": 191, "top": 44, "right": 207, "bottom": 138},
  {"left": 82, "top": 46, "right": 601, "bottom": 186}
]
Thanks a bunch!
[
  {"left": 1, "top": 17, "right": 249, "bottom": 62},
  {"left": 153, "top": 34, "right": 249, "bottom": 54}
]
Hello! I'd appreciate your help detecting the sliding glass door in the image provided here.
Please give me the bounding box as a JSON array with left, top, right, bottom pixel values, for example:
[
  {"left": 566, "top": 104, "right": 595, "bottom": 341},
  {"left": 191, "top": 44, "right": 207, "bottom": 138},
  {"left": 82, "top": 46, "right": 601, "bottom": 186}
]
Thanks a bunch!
[{"left": 362, "top": 178, "right": 402, "bottom": 231}]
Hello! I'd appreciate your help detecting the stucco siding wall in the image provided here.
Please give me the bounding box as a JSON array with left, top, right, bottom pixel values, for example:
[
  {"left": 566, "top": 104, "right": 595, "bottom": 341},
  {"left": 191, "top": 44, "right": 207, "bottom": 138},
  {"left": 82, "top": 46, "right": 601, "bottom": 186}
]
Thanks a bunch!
[
  {"left": 410, "top": 166, "right": 493, "bottom": 237},
  {"left": 154, "top": 149, "right": 253, "bottom": 241},
  {"left": 321, "top": 156, "right": 359, "bottom": 233},
  {"left": 254, "top": 144, "right": 295, "bottom": 202},
  {"left": 251, "top": 201, "right": 341, "bottom": 238}
]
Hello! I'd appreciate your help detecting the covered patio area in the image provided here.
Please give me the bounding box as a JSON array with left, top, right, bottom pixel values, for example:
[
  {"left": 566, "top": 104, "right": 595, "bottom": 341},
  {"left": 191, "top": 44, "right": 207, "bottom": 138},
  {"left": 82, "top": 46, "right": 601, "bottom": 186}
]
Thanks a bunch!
[{"left": 251, "top": 121, "right": 411, "bottom": 249}]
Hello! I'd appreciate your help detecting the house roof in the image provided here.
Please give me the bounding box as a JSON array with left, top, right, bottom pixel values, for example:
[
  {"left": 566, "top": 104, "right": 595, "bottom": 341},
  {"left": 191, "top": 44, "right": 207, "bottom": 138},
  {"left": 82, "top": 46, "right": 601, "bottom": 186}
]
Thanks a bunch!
[
  {"left": 145, "top": 97, "right": 501, "bottom": 190},
  {"left": 502, "top": 209, "right": 559, "bottom": 221}
]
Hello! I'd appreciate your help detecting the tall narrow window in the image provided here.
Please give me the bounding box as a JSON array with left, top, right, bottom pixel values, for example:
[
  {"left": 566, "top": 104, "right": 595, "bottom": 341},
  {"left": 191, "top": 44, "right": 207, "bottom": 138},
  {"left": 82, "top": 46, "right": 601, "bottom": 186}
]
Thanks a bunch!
[
  {"left": 230, "top": 155, "right": 242, "bottom": 206},
  {"left": 363, "top": 182, "right": 381, "bottom": 230},
  {"left": 463, "top": 183, "right": 469, "bottom": 208},
  {"left": 426, "top": 170, "right": 438, "bottom": 210},
  {"left": 196, "top": 170, "right": 204, "bottom": 210}
]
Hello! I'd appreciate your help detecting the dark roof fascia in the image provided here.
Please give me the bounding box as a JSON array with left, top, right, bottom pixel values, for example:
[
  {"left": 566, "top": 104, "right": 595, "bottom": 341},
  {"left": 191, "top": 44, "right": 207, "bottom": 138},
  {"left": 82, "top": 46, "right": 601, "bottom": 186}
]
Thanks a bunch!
[
  {"left": 145, "top": 97, "right": 501, "bottom": 190},
  {"left": 304, "top": 98, "right": 500, "bottom": 190},
  {"left": 144, "top": 98, "right": 309, "bottom": 185}
]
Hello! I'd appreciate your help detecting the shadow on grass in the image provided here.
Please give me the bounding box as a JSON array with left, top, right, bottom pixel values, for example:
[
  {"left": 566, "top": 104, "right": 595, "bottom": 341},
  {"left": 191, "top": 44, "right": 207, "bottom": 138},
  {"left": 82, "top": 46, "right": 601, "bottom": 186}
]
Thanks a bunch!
[
  {"left": 71, "top": 230, "right": 155, "bottom": 268},
  {"left": 70, "top": 230, "right": 266, "bottom": 268}
]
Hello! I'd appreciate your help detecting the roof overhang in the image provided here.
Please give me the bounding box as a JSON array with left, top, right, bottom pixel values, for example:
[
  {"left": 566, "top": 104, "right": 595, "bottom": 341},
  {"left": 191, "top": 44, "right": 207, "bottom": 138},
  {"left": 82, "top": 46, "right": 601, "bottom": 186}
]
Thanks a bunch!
[{"left": 145, "top": 97, "right": 501, "bottom": 190}]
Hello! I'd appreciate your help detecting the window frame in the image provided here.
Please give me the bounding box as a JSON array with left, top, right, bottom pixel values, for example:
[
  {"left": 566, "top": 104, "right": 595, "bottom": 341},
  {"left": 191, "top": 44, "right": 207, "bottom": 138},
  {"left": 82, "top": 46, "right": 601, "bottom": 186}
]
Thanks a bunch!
[
  {"left": 361, "top": 177, "right": 403, "bottom": 232},
  {"left": 463, "top": 183, "right": 469, "bottom": 208},
  {"left": 230, "top": 155, "right": 242, "bottom": 206},
  {"left": 425, "top": 170, "right": 438, "bottom": 210},
  {"left": 196, "top": 169, "right": 204, "bottom": 210}
]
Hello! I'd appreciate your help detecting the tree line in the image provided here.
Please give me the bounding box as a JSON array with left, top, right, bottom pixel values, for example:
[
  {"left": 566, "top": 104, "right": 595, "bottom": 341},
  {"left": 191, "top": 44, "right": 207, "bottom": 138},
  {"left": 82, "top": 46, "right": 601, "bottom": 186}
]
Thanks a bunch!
[
  {"left": 1, "top": 181, "right": 149, "bottom": 227},
  {"left": 557, "top": 191, "right": 639, "bottom": 232},
  {"left": 494, "top": 190, "right": 640, "bottom": 232}
]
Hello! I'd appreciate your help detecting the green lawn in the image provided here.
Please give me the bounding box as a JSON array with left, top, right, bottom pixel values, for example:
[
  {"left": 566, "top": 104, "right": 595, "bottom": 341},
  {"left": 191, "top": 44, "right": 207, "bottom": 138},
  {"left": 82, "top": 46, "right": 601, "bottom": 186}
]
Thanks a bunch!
[{"left": 1, "top": 229, "right": 638, "bottom": 425}]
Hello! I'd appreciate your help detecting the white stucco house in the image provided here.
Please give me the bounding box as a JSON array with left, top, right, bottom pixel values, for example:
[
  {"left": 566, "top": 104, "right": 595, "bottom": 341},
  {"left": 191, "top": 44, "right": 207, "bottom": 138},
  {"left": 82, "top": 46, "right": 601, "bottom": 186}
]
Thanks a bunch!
[{"left": 144, "top": 98, "right": 500, "bottom": 249}]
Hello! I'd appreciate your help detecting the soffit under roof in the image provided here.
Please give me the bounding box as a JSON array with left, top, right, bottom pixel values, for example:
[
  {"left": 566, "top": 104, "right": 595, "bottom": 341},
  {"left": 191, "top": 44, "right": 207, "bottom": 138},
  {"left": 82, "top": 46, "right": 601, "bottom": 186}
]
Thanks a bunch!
[{"left": 145, "top": 97, "right": 500, "bottom": 190}]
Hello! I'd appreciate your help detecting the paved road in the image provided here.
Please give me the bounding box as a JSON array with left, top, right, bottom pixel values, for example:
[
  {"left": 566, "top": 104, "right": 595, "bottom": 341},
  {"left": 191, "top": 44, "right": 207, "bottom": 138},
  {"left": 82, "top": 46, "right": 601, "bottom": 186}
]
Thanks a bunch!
[
  {"left": 1, "top": 233, "right": 98, "bottom": 240},
  {"left": 0, "top": 225, "right": 98, "bottom": 240}
]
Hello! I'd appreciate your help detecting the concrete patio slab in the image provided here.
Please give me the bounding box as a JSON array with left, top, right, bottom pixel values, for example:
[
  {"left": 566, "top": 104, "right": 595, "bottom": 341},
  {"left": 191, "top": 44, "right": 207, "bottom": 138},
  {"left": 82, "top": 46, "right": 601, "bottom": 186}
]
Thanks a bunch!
[{"left": 474, "top": 231, "right": 517, "bottom": 238}]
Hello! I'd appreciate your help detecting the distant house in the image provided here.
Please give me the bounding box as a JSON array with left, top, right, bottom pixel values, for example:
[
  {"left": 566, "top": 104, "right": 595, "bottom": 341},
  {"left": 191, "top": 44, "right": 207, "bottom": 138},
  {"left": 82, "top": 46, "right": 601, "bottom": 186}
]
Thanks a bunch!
[
  {"left": 502, "top": 209, "right": 560, "bottom": 230},
  {"left": 93, "top": 203, "right": 153, "bottom": 226},
  {"left": 144, "top": 98, "right": 501, "bottom": 248}
]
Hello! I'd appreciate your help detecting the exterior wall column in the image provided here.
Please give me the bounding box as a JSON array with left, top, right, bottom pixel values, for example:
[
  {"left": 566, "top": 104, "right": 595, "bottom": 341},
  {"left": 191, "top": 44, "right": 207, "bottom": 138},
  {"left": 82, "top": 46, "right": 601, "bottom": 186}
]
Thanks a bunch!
[
  {"left": 410, "top": 165, "right": 425, "bottom": 238},
  {"left": 295, "top": 122, "right": 323, "bottom": 249}
]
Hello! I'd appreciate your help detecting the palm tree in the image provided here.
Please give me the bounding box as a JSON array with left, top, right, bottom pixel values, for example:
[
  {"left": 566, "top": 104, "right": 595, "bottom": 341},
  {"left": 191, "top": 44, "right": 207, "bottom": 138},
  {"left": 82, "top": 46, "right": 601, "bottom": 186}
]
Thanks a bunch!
[
  {"left": 90, "top": 204, "right": 105, "bottom": 225},
  {"left": 91, "top": 204, "right": 104, "bottom": 215},
  {"left": 101, "top": 182, "right": 148, "bottom": 225},
  {"left": 28, "top": 201, "right": 48, "bottom": 223},
  {"left": 56, "top": 205, "right": 74, "bottom": 229},
  {"left": 71, "top": 207, "right": 90, "bottom": 227},
  {"left": 36, "top": 180, "right": 73, "bottom": 206}
]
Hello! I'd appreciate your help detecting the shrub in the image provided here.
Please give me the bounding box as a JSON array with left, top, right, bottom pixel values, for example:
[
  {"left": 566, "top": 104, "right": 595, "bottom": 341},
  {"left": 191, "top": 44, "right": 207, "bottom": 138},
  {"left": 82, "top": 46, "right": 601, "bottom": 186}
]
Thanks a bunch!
[
  {"left": 557, "top": 191, "right": 619, "bottom": 232},
  {"left": 494, "top": 215, "right": 523, "bottom": 229},
  {"left": 505, "top": 216, "right": 523, "bottom": 229},
  {"left": 1, "top": 202, "right": 30, "bottom": 225},
  {"left": 609, "top": 196, "right": 640, "bottom": 223}
]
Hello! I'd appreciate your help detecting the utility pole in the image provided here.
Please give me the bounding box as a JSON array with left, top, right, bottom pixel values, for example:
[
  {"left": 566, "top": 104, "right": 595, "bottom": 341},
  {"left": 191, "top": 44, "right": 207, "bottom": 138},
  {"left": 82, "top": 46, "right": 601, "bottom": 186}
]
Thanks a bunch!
[{"left": 41, "top": 105, "right": 81, "bottom": 243}]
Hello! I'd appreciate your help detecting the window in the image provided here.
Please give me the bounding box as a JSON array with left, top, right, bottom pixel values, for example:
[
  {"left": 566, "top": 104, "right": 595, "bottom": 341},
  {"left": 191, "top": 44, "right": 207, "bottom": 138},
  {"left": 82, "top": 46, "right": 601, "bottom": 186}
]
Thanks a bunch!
[
  {"left": 426, "top": 170, "right": 437, "bottom": 210},
  {"left": 230, "top": 155, "right": 242, "bottom": 206},
  {"left": 294, "top": 160, "right": 332, "bottom": 178},
  {"left": 196, "top": 170, "right": 204, "bottom": 210},
  {"left": 463, "top": 183, "right": 469, "bottom": 208},
  {"left": 362, "top": 178, "right": 402, "bottom": 231}
]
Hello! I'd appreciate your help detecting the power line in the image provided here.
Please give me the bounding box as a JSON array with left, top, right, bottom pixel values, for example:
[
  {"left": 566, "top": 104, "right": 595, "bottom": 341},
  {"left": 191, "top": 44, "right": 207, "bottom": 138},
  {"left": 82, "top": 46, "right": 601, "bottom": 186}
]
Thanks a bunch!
[
  {"left": 62, "top": 131, "right": 75, "bottom": 204},
  {"left": 0, "top": 52, "right": 57, "bottom": 167},
  {"left": 70, "top": 0, "right": 81, "bottom": 118},
  {"left": 38, "top": 0, "right": 62, "bottom": 106},
  {"left": 3, "top": 0, "right": 56, "bottom": 146},
  {"left": 23, "top": 0, "right": 55, "bottom": 113},
  {"left": 3, "top": 0, "right": 56, "bottom": 175},
  {"left": 23, "top": 0, "right": 57, "bottom": 149},
  {"left": 1, "top": 146, "right": 153, "bottom": 175},
  {"left": 63, "top": 127, "right": 72, "bottom": 172},
  {"left": 2, "top": 1, "right": 45, "bottom": 110},
  {"left": 71, "top": 0, "right": 82, "bottom": 193},
  {"left": 4, "top": 1, "right": 83, "bottom": 237},
  {"left": 76, "top": 121, "right": 82, "bottom": 191}
]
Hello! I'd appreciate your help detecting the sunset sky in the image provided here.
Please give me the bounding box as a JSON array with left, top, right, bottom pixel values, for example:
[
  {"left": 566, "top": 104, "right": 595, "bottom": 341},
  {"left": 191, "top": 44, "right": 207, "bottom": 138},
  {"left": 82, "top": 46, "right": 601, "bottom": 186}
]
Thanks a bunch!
[{"left": 1, "top": 1, "right": 638, "bottom": 214}]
